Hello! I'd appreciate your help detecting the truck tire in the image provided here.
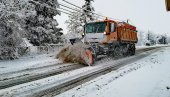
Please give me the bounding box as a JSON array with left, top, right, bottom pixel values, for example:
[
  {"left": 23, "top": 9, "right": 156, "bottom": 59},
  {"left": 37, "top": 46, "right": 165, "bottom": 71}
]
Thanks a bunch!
[
  {"left": 131, "top": 46, "right": 135, "bottom": 55},
  {"left": 113, "top": 46, "right": 123, "bottom": 57},
  {"left": 130, "top": 44, "right": 135, "bottom": 55}
]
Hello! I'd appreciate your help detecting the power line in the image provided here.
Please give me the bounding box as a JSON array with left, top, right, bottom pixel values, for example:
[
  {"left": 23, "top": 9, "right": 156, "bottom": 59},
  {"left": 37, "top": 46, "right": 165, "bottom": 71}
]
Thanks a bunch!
[
  {"left": 62, "top": 0, "right": 82, "bottom": 9},
  {"left": 62, "top": 0, "right": 124, "bottom": 21},
  {"left": 58, "top": 7, "right": 73, "bottom": 14},
  {"left": 62, "top": 0, "right": 104, "bottom": 18},
  {"left": 59, "top": 2, "right": 104, "bottom": 20},
  {"left": 58, "top": 9, "right": 73, "bottom": 16},
  {"left": 59, "top": 2, "right": 82, "bottom": 13}
]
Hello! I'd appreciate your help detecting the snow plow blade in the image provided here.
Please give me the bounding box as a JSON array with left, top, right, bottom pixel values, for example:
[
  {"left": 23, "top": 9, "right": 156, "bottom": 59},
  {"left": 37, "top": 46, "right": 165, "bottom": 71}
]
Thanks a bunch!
[{"left": 56, "top": 40, "right": 94, "bottom": 66}]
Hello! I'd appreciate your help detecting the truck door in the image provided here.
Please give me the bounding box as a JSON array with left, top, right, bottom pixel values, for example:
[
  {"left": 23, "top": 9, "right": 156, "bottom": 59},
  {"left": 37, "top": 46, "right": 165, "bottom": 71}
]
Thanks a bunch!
[{"left": 109, "top": 23, "right": 117, "bottom": 42}]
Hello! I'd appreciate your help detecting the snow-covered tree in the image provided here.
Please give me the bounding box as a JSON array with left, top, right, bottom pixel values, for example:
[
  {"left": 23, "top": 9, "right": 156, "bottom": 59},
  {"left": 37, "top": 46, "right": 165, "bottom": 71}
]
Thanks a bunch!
[
  {"left": 0, "top": 0, "right": 33, "bottom": 59},
  {"left": 81, "top": 0, "right": 95, "bottom": 23},
  {"left": 136, "top": 30, "right": 147, "bottom": 46},
  {"left": 146, "top": 31, "right": 157, "bottom": 45},
  {"left": 65, "top": 0, "right": 96, "bottom": 40},
  {"left": 65, "top": 9, "right": 84, "bottom": 39},
  {"left": 0, "top": 0, "right": 63, "bottom": 59},
  {"left": 157, "top": 35, "right": 168, "bottom": 44},
  {"left": 26, "top": 0, "right": 63, "bottom": 46}
]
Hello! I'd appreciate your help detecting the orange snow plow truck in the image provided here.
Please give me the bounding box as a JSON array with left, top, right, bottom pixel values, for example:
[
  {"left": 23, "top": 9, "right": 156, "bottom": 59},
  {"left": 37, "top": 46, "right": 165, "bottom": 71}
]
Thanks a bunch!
[{"left": 57, "top": 18, "right": 138, "bottom": 65}]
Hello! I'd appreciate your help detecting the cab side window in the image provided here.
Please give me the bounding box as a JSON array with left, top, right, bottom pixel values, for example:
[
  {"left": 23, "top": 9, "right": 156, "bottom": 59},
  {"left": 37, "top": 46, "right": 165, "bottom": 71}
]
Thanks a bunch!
[{"left": 110, "top": 23, "right": 115, "bottom": 32}]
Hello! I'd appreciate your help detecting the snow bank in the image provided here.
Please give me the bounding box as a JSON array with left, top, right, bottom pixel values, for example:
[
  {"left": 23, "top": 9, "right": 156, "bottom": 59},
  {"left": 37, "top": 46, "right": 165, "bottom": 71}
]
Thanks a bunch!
[{"left": 56, "top": 42, "right": 90, "bottom": 65}]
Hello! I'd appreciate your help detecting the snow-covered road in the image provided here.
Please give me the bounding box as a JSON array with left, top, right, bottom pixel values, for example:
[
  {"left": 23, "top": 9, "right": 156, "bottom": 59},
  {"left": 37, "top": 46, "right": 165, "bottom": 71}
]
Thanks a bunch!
[
  {"left": 0, "top": 54, "right": 61, "bottom": 74},
  {"left": 0, "top": 45, "right": 169, "bottom": 97},
  {"left": 56, "top": 47, "right": 170, "bottom": 97}
]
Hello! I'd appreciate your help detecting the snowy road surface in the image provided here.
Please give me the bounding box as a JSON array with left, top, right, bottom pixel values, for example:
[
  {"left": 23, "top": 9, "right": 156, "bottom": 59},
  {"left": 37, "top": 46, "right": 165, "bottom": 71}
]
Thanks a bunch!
[
  {"left": 0, "top": 54, "right": 61, "bottom": 74},
  {"left": 0, "top": 45, "right": 169, "bottom": 97},
  {"left": 56, "top": 47, "right": 170, "bottom": 97}
]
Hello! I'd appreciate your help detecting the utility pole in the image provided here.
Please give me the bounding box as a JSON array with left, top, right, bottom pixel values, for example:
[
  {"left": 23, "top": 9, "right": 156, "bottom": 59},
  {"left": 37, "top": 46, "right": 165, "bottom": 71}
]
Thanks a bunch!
[{"left": 148, "top": 30, "right": 150, "bottom": 40}]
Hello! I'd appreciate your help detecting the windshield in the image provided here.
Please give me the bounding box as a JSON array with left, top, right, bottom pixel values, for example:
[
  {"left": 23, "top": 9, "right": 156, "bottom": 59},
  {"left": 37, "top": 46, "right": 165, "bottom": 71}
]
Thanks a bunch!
[{"left": 86, "top": 22, "right": 106, "bottom": 33}]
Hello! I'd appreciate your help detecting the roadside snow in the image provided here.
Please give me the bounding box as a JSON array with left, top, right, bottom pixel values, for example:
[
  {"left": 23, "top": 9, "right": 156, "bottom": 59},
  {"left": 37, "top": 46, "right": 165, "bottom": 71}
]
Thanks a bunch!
[
  {"left": 136, "top": 44, "right": 168, "bottom": 50},
  {"left": 56, "top": 47, "right": 170, "bottom": 97},
  {"left": 0, "top": 54, "right": 61, "bottom": 74}
]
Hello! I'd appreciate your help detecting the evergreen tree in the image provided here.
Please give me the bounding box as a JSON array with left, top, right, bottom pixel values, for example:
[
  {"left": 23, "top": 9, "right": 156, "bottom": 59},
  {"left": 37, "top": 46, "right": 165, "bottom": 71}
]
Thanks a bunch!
[
  {"left": 81, "top": 0, "right": 95, "bottom": 23},
  {"left": 27, "top": 0, "right": 63, "bottom": 46},
  {"left": 0, "top": 0, "right": 62, "bottom": 59},
  {"left": 0, "top": 0, "right": 34, "bottom": 59}
]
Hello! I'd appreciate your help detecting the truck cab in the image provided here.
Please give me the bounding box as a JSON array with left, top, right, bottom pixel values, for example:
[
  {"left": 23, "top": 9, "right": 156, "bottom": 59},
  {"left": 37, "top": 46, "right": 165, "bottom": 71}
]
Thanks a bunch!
[{"left": 84, "top": 20, "right": 117, "bottom": 43}]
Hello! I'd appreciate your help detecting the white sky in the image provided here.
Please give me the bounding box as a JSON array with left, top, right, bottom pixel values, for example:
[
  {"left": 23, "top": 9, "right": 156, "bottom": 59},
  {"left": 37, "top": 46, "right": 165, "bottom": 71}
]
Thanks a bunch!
[{"left": 55, "top": 0, "right": 170, "bottom": 36}]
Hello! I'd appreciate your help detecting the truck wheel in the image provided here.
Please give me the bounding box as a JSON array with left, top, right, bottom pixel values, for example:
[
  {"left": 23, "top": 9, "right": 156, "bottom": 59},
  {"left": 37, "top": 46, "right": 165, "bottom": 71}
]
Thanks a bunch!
[
  {"left": 130, "top": 45, "right": 135, "bottom": 55},
  {"left": 114, "top": 46, "right": 123, "bottom": 57},
  {"left": 131, "top": 46, "right": 135, "bottom": 55}
]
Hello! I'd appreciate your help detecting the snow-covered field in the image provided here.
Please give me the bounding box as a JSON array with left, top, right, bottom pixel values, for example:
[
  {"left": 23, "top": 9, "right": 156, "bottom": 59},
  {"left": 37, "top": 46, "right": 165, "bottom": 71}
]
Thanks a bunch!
[{"left": 56, "top": 47, "right": 170, "bottom": 97}]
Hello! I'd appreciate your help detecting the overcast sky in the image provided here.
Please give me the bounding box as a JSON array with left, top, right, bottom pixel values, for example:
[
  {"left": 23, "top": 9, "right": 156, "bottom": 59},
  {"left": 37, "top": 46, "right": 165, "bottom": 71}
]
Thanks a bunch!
[{"left": 55, "top": 0, "right": 170, "bottom": 36}]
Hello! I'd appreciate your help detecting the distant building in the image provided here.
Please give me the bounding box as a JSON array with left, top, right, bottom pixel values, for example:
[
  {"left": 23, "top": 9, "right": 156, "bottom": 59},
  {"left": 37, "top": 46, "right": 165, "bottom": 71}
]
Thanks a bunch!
[{"left": 166, "top": 0, "right": 170, "bottom": 11}]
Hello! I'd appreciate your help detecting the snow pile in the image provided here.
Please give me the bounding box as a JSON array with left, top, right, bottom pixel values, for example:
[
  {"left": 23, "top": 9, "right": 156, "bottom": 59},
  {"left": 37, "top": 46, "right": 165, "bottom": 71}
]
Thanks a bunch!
[{"left": 56, "top": 42, "right": 89, "bottom": 65}]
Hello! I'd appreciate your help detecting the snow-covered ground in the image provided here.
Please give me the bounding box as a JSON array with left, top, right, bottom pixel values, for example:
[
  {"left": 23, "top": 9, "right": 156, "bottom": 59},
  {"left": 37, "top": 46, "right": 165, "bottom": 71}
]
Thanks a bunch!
[
  {"left": 0, "top": 44, "right": 168, "bottom": 75},
  {"left": 136, "top": 44, "right": 168, "bottom": 50},
  {"left": 0, "top": 54, "right": 61, "bottom": 74},
  {"left": 0, "top": 45, "right": 167, "bottom": 74},
  {"left": 0, "top": 45, "right": 169, "bottom": 97},
  {"left": 56, "top": 47, "right": 170, "bottom": 97}
]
